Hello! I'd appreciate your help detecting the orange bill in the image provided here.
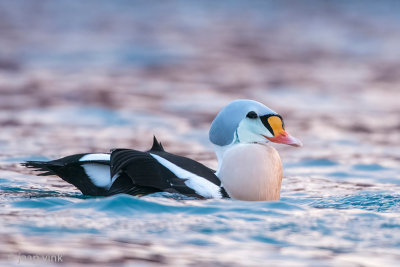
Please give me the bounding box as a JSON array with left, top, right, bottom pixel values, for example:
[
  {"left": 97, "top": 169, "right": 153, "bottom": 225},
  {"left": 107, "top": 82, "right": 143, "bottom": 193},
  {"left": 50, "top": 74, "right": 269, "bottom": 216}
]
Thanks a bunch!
[{"left": 263, "top": 115, "right": 302, "bottom": 147}]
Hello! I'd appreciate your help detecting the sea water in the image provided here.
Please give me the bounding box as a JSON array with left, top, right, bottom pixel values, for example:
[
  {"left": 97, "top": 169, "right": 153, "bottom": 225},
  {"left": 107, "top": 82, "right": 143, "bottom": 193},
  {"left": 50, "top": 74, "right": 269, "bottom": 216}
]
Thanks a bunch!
[
  {"left": 1, "top": 0, "right": 400, "bottom": 266},
  {"left": 1, "top": 157, "right": 400, "bottom": 266}
]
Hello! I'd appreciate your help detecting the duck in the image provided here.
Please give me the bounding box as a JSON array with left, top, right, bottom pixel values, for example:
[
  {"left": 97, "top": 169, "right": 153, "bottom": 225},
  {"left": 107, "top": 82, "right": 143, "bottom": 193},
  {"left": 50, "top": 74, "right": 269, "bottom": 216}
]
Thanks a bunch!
[{"left": 22, "top": 99, "right": 302, "bottom": 201}]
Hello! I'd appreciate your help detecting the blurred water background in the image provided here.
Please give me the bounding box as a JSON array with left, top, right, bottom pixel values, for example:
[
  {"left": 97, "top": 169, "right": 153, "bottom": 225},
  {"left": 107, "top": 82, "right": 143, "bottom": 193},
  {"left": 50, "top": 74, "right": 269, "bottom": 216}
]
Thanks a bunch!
[{"left": 0, "top": 0, "right": 400, "bottom": 266}]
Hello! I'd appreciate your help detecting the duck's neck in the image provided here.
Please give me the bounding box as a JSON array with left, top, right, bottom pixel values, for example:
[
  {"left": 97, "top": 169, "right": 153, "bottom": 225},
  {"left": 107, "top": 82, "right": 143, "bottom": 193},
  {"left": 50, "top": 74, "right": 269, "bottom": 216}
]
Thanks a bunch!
[{"left": 215, "top": 143, "right": 283, "bottom": 201}]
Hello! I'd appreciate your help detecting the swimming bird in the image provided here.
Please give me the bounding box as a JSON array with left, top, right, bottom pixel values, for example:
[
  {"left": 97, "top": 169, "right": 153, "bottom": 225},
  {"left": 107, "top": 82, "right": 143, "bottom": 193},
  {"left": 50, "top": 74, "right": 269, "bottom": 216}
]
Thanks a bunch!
[{"left": 22, "top": 99, "right": 301, "bottom": 201}]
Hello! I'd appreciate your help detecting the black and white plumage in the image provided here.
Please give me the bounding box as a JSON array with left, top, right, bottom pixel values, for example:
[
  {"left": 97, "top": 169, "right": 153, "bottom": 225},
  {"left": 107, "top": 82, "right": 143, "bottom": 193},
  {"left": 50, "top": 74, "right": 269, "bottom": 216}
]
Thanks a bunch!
[
  {"left": 23, "top": 99, "right": 302, "bottom": 201},
  {"left": 23, "top": 137, "right": 228, "bottom": 199}
]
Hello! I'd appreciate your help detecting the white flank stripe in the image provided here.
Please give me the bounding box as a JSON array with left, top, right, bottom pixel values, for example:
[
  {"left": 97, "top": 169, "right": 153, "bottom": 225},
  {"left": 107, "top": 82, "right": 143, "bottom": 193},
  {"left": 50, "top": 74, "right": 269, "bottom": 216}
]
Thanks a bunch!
[
  {"left": 111, "top": 172, "right": 120, "bottom": 185},
  {"left": 79, "top": 153, "right": 110, "bottom": 162},
  {"left": 150, "top": 153, "right": 221, "bottom": 198},
  {"left": 82, "top": 164, "right": 112, "bottom": 189}
]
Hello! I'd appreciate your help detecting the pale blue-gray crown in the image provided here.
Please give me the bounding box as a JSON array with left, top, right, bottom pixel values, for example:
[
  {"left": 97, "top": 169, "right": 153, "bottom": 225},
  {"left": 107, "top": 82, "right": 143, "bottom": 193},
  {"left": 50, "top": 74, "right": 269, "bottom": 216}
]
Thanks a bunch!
[{"left": 209, "top": 99, "right": 277, "bottom": 146}]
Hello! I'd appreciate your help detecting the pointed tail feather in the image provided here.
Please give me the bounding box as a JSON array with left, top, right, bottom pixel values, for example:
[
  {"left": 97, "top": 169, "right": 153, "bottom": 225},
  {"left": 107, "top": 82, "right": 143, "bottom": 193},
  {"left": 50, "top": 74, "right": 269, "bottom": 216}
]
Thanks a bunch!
[{"left": 21, "top": 161, "right": 57, "bottom": 176}]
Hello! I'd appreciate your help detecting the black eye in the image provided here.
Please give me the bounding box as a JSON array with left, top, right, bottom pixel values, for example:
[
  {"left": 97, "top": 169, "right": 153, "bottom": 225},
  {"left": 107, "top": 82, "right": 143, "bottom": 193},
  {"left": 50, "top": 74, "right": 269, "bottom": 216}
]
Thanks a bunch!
[{"left": 246, "top": 111, "right": 258, "bottom": 119}]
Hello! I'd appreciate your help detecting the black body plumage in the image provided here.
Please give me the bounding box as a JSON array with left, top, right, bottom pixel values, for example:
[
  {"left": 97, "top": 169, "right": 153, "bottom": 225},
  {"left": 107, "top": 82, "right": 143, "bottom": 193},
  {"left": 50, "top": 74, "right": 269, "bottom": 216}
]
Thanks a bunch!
[{"left": 22, "top": 137, "right": 228, "bottom": 199}]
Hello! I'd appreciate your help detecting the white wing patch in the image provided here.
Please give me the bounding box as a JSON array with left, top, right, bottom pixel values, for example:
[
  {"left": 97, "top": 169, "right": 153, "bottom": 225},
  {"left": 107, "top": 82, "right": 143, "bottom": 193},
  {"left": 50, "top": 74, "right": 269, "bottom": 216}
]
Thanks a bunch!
[
  {"left": 79, "top": 153, "right": 110, "bottom": 162},
  {"left": 150, "top": 153, "right": 222, "bottom": 198},
  {"left": 82, "top": 163, "right": 115, "bottom": 189}
]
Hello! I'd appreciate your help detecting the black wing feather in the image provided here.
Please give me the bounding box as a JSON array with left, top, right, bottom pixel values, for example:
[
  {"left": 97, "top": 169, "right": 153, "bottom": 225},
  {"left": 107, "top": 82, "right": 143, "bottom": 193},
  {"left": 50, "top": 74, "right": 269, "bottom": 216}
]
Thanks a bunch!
[
  {"left": 148, "top": 150, "right": 221, "bottom": 186},
  {"left": 23, "top": 137, "right": 229, "bottom": 199},
  {"left": 110, "top": 149, "right": 200, "bottom": 197},
  {"left": 106, "top": 172, "right": 159, "bottom": 196},
  {"left": 150, "top": 136, "right": 165, "bottom": 151}
]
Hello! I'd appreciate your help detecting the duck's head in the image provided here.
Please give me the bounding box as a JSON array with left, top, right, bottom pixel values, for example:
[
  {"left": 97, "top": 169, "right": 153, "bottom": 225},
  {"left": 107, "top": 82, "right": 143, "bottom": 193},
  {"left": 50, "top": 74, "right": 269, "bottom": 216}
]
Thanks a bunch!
[{"left": 209, "top": 99, "right": 302, "bottom": 148}]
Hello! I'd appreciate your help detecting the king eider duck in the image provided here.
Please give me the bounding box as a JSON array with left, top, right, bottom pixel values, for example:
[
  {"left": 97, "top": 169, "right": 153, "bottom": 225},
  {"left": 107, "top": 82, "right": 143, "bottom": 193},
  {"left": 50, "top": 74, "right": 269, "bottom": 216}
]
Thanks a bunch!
[{"left": 22, "top": 99, "right": 302, "bottom": 201}]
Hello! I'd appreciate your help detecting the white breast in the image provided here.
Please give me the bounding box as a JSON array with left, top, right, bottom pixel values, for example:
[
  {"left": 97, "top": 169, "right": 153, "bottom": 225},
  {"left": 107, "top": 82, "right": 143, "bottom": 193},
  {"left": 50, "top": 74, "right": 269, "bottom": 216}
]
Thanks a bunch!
[{"left": 217, "top": 143, "right": 283, "bottom": 201}]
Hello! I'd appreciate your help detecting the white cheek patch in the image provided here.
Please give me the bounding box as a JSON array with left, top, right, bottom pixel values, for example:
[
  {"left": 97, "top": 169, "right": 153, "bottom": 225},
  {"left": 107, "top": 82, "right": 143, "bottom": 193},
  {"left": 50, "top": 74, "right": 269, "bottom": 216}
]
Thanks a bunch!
[
  {"left": 82, "top": 163, "right": 113, "bottom": 189},
  {"left": 236, "top": 118, "right": 272, "bottom": 143},
  {"left": 150, "top": 153, "right": 222, "bottom": 199},
  {"left": 79, "top": 153, "right": 110, "bottom": 162},
  {"left": 251, "top": 118, "right": 273, "bottom": 136}
]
